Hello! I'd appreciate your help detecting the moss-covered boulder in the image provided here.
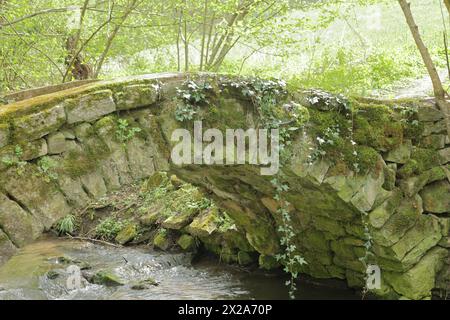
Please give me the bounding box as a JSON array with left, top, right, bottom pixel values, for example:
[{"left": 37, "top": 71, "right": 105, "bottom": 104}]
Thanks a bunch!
[
  {"left": 185, "top": 207, "right": 219, "bottom": 237},
  {"left": 130, "top": 277, "right": 159, "bottom": 290},
  {"left": 139, "top": 210, "right": 163, "bottom": 226},
  {"left": 177, "top": 234, "right": 196, "bottom": 251},
  {"left": 115, "top": 224, "right": 138, "bottom": 245},
  {"left": 90, "top": 270, "right": 124, "bottom": 287},
  {"left": 153, "top": 229, "right": 171, "bottom": 251}
]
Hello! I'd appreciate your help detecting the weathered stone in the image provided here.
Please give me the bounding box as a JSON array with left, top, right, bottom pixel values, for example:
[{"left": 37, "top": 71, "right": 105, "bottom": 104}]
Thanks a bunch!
[
  {"left": 420, "top": 134, "right": 446, "bottom": 149},
  {"left": 57, "top": 174, "right": 91, "bottom": 208},
  {"left": 1, "top": 165, "right": 71, "bottom": 229},
  {"left": 177, "top": 234, "right": 196, "bottom": 250},
  {"left": 162, "top": 210, "right": 197, "bottom": 230},
  {"left": 376, "top": 215, "right": 442, "bottom": 267},
  {"left": 61, "top": 129, "right": 76, "bottom": 140},
  {"left": 80, "top": 172, "right": 107, "bottom": 199},
  {"left": 115, "top": 224, "right": 138, "bottom": 245},
  {"left": 222, "top": 200, "right": 279, "bottom": 256},
  {"left": 420, "top": 180, "right": 450, "bottom": 214},
  {"left": 383, "top": 164, "right": 397, "bottom": 191},
  {"left": 307, "top": 160, "right": 330, "bottom": 184},
  {"left": 141, "top": 172, "right": 168, "bottom": 192},
  {"left": 139, "top": 209, "right": 161, "bottom": 226},
  {"left": 398, "top": 216, "right": 443, "bottom": 267},
  {"left": 384, "top": 247, "right": 447, "bottom": 300},
  {"left": 91, "top": 270, "right": 124, "bottom": 286},
  {"left": 312, "top": 216, "right": 346, "bottom": 238},
  {"left": 153, "top": 230, "right": 171, "bottom": 250},
  {"left": 369, "top": 190, "right": 402, "bottom": 229},
  {"left": 400, "top": 167, "right": 446, "bottom": 197},
  {"left": 344, "top": 223, "right": 365, "bottom": 239},
  {"left": 302, "top": 230, "right": 330, "bottom": 252},
  {"left": 330, "top": 240, "right": 356, "bottom": 260},
  {"left": 73, "top": 123, "right": 93, "bottom": 142},
  {"left": 186, "top": 208, "right": 218, "bottom": 237},
  {"left": 12, "top": 104, "right": 66, "bottom": 141},
  {"left": 126, "top": 137, "right": 156, "bottom": 180},
  {"left": 114, "top": 83, "right": 159, "bottom": 110},
  {"left": 418, "top": 106, "right": 444, "bottom": 122},
  {"left": 0, "top": 229, "right": 17, "bottom": 265},
  {"left": 422, "top": 119, "right": 447, "bottom": 136},
  {"left": 0, "top": 193, "right": 43, "bottom": 247},
  {"left": 350, "top": 173, "right": 384, "bottom": 212},
  {"left": 372, "top": 195, "right": 423, "bottom": 247},
  {"left": 21, "top": 139, "right": 48, "bottom": 161},
  {"left": 0, "top": 122, "right": 9, "bottom": 148},
  {"left": 438, "top": 147, "right": 450, "bottom": 164},
  {"left": 333, "top": 255, "right": 365, "bottom": 273},
  {"left": 97, "top": 159, "right": 121, "bottom": 192},
  {"left": 46, "top": 132, "right": 67, "bottom": 154},
  {"left": 384, "top": 140, "right": 411, "bottom": 164},
  {"left": 130, "top": 278, "right": 159, "bottom": 290},
  {"left": 66, "top": 90, "right": 116, "bottom": 124}
]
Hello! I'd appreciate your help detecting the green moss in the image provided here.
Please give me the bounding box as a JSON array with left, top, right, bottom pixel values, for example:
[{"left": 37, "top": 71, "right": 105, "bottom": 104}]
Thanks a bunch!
[
  {"left": 353, "top": 104, "right": 403, "bottom": 151},
  {"left": 115, "top": 223, "right": 138, "bottom": 245},
  {"left": 61, "top": 147, "right": 109, "bottom": 179},
  {"left": 153, "top": 229, "right": 171, "bottom": 250},
  {"left": 204, "top": 99, "right": 248, "bottom": 131},
  {"left": 177, "top": 234, "right": 196, "bottom": 251},
  {"left": 398, "top": 147, "right": 443, "bottom": 178},
  {"left": 91, "top": 270, "right": 124, "bottom": 286},
  {"left": 94, "top": 115, "right": 117, "bottom": 134},
  {"left": 308, "top": 108, "right": 348, "bottom": 137}
]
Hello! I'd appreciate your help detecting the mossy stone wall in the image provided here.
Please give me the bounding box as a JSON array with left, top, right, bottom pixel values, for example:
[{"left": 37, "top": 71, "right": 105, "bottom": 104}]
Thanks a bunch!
[{"left": 0, "top": 73, "right": 448, "bottom": 299}]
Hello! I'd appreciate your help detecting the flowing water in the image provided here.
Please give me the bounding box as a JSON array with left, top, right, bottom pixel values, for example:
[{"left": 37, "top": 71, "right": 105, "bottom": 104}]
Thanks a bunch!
[{"left": 0, "top": 238, "right": 362, "bottom": 300}]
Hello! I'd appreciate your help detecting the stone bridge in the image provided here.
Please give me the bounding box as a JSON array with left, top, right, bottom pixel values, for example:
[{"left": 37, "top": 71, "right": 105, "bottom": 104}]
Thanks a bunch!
[{"left": 0, "top": 73, "right": 449, "bottom": 299}]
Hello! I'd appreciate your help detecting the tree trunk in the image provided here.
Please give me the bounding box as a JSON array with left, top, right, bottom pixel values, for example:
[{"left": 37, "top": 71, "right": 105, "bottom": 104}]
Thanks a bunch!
[
  {"left": 199, "top": 0, "right": 208, "bottom": 71},
  {"left": 65, "top": 35, "right": 92, "bottom": 80},
  {"left": 399, "top": 0, "right": 450, "bottom": 139},
  {"left": 399, "top": 0, "right": 446, "bottom": 99},
  {"left": 444, "top": 0, "right": 450, "bottom": 14},
  {"left": 93, "top": 0, "right": 138, "bottom": 78}
]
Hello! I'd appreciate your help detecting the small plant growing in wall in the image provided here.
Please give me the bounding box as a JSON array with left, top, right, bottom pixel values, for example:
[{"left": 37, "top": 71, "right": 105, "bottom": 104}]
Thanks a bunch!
[
  {"left": 174, "top": 79, "right": 213, "bottom": 122},
  {"left": 1, "top": 145, "right": 27, "bottom": 175},
  {"left": 116, "top": 119, "right": 142, "bottom": 145},
  {"left": 37, "top": 156, "right": 58, "bottom": 182}
]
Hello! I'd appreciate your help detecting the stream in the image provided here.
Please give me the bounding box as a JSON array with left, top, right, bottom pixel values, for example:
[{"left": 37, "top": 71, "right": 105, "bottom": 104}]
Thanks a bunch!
[{"left": 0, "top": 237, "right": 363, "bottom": 300}]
